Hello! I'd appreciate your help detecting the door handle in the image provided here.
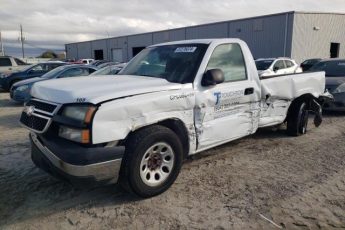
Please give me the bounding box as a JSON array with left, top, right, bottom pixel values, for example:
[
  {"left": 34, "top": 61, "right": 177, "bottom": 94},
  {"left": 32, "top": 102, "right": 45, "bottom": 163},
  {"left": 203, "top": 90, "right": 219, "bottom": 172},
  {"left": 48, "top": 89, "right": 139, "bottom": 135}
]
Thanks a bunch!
[{"left": 244, "top": 87, "right": 254, "bottom": 95}]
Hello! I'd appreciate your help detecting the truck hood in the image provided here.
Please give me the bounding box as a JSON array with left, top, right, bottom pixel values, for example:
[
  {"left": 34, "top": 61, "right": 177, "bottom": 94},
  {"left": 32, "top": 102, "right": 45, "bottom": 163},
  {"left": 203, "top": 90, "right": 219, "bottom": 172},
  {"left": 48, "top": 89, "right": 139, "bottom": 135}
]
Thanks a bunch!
[{"left": 31, "top": 75, "right": 183, "bottom": 104}]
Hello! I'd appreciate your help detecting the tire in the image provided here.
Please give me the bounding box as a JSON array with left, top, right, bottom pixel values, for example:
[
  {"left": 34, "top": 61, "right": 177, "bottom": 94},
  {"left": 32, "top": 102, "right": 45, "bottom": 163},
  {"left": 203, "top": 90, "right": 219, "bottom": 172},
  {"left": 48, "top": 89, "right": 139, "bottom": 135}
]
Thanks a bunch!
[
  {"left": 287, "top": 100, "right": 309, "bottom": 136},
  {"left": 120, "top": 125, "right": 183, "bottom": 198},
  {"left": 8, "top": 80, "right": 19, "bottom": 91}
]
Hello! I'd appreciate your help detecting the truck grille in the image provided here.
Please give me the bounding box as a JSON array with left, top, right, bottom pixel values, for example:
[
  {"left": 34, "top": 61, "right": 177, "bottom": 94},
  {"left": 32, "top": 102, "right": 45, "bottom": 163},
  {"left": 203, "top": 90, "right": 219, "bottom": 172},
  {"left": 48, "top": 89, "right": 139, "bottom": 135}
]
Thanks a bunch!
[
  {"left": 20, "top": 99, "right": 60, "bottom": 133},
  {"left": 25, "top": 99, "right": 58, "bottom": 114},
  {"left": 20, "top": 113, "right": 49, "bottom": 132}
]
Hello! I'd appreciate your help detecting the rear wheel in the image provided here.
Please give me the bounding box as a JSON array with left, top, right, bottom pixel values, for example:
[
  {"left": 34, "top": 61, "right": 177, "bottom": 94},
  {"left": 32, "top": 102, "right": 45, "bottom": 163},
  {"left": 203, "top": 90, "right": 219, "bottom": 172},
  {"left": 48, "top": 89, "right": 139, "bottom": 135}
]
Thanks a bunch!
[
  {"left": 120, "top": 125, "right": 183, "bottom": 198},
  {"left": 287, "top": 101, "right": 309, "bottom": 136}
]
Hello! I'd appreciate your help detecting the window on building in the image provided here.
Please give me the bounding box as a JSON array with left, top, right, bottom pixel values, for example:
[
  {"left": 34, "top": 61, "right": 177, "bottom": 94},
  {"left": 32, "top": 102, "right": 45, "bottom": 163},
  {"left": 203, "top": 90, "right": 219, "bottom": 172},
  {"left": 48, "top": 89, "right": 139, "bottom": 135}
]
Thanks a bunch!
[
  {"left": 94, "top": 50, "right": 104, "bottom": 60},
  {"left": 330, "top": 43, "right": 340, "bottom": 58},
  {"left": 132, "top": 47, "right": 146, "bottom": 57},
  {"left": 206, "top": 43, "right": 247, "bottom": 82}
]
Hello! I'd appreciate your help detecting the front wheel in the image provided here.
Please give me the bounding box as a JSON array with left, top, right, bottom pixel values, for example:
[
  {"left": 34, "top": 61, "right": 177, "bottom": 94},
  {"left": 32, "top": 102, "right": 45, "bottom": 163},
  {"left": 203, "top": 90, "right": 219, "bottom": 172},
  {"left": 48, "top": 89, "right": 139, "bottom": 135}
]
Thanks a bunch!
[{"left": 120, "top": 125, "right": 183, "bottom": 198}]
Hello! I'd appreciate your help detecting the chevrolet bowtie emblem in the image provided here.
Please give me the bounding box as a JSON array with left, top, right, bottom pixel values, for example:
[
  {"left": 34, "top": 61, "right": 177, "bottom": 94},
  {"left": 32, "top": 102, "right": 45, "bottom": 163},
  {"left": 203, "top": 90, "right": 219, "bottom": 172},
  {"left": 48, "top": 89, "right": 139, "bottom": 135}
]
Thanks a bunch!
[{"left": 24, "top": 106, "right": 35, "bottom": 116}]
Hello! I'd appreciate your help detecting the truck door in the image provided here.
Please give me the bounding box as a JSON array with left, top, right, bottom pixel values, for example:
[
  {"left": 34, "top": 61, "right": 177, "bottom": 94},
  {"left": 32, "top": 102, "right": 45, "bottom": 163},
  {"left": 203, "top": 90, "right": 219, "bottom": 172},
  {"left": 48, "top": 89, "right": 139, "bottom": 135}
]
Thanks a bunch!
[{"left": 194, "top": 43, "right": 260, "bottom": 150}]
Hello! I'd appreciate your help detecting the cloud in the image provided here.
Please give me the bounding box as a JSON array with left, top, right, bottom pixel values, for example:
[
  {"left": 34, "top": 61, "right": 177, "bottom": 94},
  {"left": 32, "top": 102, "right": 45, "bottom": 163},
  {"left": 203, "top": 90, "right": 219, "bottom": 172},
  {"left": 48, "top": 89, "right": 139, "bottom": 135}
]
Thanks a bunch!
[{"left": 0, "top": 0, "right": 345, "bottom": 56}]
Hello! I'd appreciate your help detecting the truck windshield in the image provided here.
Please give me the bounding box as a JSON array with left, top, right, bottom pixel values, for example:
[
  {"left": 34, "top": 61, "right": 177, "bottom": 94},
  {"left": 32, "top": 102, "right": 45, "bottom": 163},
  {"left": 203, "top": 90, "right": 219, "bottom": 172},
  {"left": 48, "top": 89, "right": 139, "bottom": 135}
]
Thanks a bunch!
[
  {"left": 119, "top": 44, "right": 208, "bottom": 83},
  {"left": 309, "top": 60, "right": 345, "bottom": 77},
  {"left": 255, "top": 60, "right": 273, "bottom": 70}
]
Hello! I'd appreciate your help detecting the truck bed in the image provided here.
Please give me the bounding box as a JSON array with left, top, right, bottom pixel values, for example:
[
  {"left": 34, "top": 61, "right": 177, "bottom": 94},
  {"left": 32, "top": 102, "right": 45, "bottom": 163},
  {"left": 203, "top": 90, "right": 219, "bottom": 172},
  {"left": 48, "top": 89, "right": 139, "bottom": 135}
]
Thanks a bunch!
[{"left": 259, "top": 71, "right": 325, "bottom": 127}]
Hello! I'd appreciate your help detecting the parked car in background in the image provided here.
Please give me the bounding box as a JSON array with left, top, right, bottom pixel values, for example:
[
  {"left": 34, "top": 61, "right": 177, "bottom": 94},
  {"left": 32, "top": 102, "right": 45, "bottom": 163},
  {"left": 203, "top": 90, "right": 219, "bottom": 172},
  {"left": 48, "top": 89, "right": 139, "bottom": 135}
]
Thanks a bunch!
[
  {"left": 91, "top": 60, "right": 111, "bottom": 66},
  {"left": 309, "top": 59, "right": 345, "bottom": 111},
  {"left": 0, "top": 56, "right": 29, "bottom": 73},
  {"left": 255, "top": 58, "right": 302, "bottom": 78},
  {"left": 79, "top": 59, "right": 95, "bottom": 64},
  {"left": 0, "top": 62, "right": 66, "bottom": 91},
  {"left": 300, "top": 58, "right": 322, "bottom": 71},
  {"left": 91, "top": 63, "right": 127, "bottom": 76},
  {"left": 10, "top": 64, "right": 98, "bottom": 103},
  {"left": 97, "top": 62, "right": 120, "bottom": 69}
]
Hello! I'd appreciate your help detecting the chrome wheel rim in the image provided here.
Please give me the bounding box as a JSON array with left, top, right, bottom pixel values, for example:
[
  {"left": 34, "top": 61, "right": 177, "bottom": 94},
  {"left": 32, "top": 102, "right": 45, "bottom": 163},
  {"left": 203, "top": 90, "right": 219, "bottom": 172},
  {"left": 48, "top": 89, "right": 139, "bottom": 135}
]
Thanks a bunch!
[{"left": 139, "top": 142, "right": 175, "bottom": 187}]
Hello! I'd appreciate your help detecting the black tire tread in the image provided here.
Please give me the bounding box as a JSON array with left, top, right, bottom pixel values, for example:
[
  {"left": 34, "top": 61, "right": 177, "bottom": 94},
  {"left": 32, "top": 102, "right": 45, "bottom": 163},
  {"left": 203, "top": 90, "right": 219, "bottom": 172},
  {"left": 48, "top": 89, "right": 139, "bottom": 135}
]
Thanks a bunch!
[{"left": 120, "top": 125, "right": 183, "bottom": 198}]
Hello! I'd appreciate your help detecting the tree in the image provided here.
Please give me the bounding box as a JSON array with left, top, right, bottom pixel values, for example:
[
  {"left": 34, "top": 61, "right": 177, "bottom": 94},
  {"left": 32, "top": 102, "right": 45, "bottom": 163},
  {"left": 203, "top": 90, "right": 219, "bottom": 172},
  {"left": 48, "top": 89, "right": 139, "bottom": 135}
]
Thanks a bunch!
[{"left": 38, "top": 50, "right": 58, "bottom": 58}]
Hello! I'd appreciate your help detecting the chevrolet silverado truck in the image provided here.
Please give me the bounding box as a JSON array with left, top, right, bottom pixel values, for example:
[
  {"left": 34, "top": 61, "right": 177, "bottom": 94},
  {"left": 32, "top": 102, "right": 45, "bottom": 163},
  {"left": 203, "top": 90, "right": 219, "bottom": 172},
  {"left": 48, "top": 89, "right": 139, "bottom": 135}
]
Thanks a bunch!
[{"left": 20, "top": 39, "right": 330, "bottom": 198}]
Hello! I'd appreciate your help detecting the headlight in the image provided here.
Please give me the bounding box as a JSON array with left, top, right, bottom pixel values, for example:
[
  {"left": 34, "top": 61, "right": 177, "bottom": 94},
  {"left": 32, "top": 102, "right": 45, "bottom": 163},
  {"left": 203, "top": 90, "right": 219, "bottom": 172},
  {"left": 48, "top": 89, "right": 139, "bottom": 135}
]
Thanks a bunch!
[
  {"left": 333, "top": 83, "right": 345, "bottom": 94},
  {"left": 0, "top": 73, "right": 11, "bottom": 78},
  {"left": 59, "top": 126, "right": 90, "bottom": 143},
  {"left": 61, "top": 105, "right": 96, "bottom": 123},
  {"left": 16, "top": 85, "right": 29, "bottom": 92}
]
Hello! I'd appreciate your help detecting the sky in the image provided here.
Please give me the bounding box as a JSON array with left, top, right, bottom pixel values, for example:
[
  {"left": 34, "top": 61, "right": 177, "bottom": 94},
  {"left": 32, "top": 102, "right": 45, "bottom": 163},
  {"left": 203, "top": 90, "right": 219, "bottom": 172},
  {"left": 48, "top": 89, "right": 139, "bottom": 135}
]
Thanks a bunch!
[{"left": 0, "top": 0, "right": 345, "bottom": 57}]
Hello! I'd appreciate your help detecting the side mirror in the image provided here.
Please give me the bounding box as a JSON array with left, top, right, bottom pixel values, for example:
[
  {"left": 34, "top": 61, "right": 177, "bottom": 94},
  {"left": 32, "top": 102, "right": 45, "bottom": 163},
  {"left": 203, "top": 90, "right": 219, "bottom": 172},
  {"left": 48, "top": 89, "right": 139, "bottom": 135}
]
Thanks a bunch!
[{"left": 201, "top": 69, "right": 225, "bottom": 86}]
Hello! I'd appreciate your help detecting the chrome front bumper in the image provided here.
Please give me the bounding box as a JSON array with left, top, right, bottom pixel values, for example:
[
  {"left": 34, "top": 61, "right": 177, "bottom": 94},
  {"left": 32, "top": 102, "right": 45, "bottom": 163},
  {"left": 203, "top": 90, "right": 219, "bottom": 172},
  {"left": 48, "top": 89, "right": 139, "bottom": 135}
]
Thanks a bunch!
[{"left": 30, "top": 133, "right": 123, "bottom": 185}]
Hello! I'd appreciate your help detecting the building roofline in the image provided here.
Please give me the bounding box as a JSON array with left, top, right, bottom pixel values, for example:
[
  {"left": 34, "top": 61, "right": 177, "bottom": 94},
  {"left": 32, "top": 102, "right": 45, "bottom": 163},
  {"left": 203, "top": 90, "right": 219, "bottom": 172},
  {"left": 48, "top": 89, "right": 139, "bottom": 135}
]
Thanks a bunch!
[{"left": 65, "top": 11, "right": 345, "bottom": 46}]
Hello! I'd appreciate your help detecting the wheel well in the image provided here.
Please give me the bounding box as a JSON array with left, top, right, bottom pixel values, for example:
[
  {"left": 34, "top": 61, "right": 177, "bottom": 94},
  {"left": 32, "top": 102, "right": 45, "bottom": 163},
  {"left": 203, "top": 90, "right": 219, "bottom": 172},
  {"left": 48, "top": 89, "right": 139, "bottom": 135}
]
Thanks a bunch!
[
  {"left": 286, "top": 93, "right": 317, "bottom": 120},
  {"left": 124, "top": 119, "right": 190, "bottom": 159},
  {"left": 157, "top": 119, "right": 190, "bottom": 159}
]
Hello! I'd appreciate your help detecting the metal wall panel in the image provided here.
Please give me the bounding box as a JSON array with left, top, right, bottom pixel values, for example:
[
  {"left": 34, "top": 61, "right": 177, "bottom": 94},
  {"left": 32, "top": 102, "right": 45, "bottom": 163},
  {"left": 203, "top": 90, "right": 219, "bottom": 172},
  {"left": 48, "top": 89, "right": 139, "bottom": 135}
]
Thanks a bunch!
[
  {"left": 77, "top": 42, "right": 92, "bottom": 59},
  {"left": 228, "top": 13, "right": 293, "bottom": 59},
  {"left": 65, "top": 44, "right": 78, "bottom": 59},
  {"left": 153, "top": 28, "right": 186, "bottom": 44},
  {"left": 127, "top": 33, "right": 153, "bottom": 59},
  {"left": 291, "top": 13, "right": 345, "bottom": 63},
  {"left": 186, "top": 23, "right": 228, "bottom": 39}
]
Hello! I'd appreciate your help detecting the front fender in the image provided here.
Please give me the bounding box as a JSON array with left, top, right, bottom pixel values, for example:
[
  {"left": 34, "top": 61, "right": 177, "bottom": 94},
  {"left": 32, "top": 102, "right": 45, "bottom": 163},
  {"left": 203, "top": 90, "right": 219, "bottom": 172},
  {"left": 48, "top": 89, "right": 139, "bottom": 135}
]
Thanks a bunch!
[{"left": 91, "top": 89, "right": 196, "bottom": 145}]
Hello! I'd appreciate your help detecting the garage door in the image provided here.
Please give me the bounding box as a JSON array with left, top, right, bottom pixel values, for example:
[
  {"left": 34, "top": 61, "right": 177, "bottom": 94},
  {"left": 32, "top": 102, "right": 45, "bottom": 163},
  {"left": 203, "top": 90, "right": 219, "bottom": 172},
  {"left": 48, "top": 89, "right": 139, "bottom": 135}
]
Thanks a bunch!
[{"left": 112, "top": 49, "right": 123, "bottom": 62}]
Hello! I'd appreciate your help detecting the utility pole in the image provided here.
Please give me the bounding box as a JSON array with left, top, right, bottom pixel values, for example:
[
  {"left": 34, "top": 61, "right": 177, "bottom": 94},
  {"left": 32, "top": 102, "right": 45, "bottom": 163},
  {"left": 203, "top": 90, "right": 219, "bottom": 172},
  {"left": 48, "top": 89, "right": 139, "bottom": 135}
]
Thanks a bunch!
[
  {"left": 0, "top": 31, "right": 4, "bottom": 56},
  {"left": 19, "top": 24, "right": 25, "bottom": 58}
]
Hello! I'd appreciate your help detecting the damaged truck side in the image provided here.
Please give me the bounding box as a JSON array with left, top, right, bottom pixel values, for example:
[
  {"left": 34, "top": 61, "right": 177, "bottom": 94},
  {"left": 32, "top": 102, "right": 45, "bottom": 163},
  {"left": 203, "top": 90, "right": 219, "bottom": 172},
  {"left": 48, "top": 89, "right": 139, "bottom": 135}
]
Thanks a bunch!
[{"left": 20, "top": 39, "right": 330, "bottom": 197}]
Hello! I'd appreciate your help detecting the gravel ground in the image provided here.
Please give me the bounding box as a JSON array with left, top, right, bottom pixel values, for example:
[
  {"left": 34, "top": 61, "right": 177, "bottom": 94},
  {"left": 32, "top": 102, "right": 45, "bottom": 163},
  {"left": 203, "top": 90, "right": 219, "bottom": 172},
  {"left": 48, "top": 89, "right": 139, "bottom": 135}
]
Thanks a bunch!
[{"left": 1, "top": 91, "right": 345, "bottom": 229}]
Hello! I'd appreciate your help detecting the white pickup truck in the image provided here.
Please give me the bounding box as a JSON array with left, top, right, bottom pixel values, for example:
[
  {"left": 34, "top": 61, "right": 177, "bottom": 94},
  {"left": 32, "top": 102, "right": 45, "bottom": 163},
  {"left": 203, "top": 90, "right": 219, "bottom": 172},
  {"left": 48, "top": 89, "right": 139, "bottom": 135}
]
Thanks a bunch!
[{"left": 20, "top": 39, "right": 330, "bottom": 198}]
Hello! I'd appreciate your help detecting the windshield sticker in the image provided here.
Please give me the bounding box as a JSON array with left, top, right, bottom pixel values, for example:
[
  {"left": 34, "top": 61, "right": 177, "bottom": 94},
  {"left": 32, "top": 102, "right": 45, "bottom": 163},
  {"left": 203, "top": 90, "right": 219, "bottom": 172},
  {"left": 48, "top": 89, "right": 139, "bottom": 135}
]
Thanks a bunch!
[{"left": 175, "top": 47, "right": 197, "bottom": 53}]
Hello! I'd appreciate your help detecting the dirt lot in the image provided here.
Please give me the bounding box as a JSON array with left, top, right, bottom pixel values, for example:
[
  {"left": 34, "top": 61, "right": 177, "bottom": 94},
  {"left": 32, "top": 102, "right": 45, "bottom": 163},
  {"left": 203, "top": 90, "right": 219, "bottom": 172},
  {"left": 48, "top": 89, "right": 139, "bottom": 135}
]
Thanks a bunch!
[{"left": 1, "top": 92, "right": 345, "bottom": 230}]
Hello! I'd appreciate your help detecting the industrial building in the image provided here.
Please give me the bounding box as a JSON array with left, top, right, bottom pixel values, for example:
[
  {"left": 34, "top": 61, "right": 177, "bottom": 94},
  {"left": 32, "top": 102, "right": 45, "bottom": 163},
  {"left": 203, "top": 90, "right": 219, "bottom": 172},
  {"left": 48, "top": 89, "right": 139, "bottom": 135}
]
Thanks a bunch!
[{"left": 65, "top": 11, "right": 345, "bottom": 64}]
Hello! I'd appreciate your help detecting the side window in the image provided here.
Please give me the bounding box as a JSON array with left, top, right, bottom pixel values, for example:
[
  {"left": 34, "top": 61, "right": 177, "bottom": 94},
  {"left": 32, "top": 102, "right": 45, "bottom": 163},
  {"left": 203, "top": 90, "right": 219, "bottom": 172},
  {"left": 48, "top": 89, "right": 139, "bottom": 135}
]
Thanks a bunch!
[
  {"left": 59, "top": 68, "right": 91, "bottom": 78},
  {"left": 15, "top": 58, "right": 26, "bottom": 65},
  {"left": 273, "top": 60, "right": 285, "bottom": 70},
  {"left": 206, "top": 43, "right": 247, "bottom": 82},
  {"left": 0, "top": 58, "right": 12, "bottom": 66},
  {"left": 88, "top": 68, "right": 96, "bottom": 74},
  {"left": 285, "top": 60, "right": 294, "bottom": 68},
  {"left": 31, "top": 64, "right": 44, "bottom": 72}
]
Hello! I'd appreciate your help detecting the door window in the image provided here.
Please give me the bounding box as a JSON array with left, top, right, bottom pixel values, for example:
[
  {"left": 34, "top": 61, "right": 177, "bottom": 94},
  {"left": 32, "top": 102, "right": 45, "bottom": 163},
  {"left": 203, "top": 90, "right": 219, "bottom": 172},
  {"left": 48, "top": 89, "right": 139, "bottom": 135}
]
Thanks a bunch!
[
  {"left": 15, "top": 58, "right": 27, "bottom": 65},
  {"left": 0, "top": 58, "right": 11, "bottom": 66},
  {"left": 273, "top": 60, "right": 285, "bottom": 70},
  {"left": 206, "top": 43, "right": 247, "bottom": 82},
  {"left": 60, "top": 68, "right": 91, "bottom": 78},
  {"left": 285, "top": 60, "right": 294, "bottom": 68}
]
